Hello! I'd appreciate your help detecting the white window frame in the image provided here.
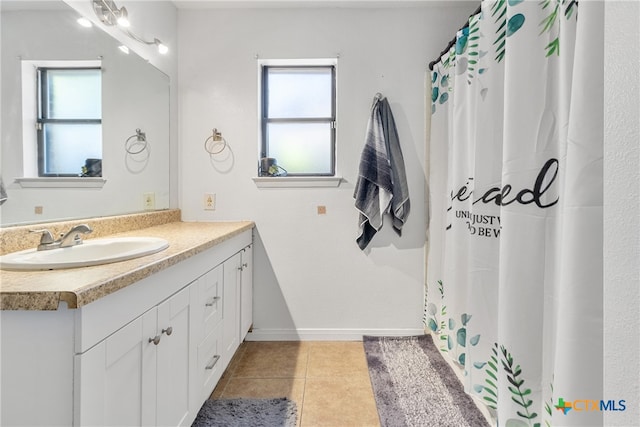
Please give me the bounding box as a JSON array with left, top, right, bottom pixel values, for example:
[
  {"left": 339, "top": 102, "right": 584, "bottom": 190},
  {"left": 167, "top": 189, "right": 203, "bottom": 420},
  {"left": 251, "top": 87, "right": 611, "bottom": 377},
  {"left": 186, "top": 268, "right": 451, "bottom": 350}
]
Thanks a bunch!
[{"left": 253, "top": 58, "right": 342, "bottom": 188}]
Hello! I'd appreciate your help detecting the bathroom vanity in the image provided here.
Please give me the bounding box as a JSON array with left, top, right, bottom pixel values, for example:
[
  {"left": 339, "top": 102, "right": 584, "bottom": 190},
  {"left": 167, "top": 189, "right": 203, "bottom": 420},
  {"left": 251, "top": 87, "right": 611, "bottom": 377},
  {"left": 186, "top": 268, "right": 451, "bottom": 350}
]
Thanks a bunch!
[{"left": 0, "top": 215, "right": 254, "bottom": 427}]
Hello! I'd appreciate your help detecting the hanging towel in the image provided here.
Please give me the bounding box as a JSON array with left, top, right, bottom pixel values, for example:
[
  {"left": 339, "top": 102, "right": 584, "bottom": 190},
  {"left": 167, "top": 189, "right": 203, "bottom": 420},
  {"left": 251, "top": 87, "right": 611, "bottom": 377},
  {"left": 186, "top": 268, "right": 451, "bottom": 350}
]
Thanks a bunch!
[
  {"left": 354, "top": 97, "right": 393, "bottom": 250},
  {"left": 380, "top": 97, "right": 410, "bottom": 234},
  {"left": 0, "top": 176, "right": 7, "bottom": 205},
  {"left": 354, "top": 95, "right": 410, "bottom": 250}
]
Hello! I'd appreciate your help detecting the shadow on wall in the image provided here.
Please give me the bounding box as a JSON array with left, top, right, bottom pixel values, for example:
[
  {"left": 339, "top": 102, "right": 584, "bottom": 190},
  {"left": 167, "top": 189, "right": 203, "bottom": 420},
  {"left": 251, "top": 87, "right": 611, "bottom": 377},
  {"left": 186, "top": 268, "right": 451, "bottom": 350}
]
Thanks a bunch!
[{"left": 248, "top": 228, "right": 298, "bottom": 339}]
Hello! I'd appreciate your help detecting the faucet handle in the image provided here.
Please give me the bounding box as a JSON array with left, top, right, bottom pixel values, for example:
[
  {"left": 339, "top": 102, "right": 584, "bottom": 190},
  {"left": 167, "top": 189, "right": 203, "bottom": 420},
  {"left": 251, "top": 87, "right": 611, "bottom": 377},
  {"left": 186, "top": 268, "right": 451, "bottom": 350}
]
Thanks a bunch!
[{"left": 29, "top": 229, "right": 55, "bottom": 244}]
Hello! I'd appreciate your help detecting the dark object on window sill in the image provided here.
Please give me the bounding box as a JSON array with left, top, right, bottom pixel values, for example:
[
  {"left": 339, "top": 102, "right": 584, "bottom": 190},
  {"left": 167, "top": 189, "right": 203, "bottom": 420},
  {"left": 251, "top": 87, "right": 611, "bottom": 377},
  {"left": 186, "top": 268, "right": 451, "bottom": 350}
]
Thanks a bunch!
[
  {"left": 81, "top": 158, "right": 102, "bottom": 177},
  {"left": 259, "top": 157, "right": 287, "bottom": 177}
]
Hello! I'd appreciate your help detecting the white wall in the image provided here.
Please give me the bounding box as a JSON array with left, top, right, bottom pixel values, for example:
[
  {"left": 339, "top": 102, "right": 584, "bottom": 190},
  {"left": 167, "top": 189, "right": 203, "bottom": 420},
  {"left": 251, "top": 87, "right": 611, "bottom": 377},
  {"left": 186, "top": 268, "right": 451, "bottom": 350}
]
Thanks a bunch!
[
  {"left": 604, "top": 1, "right": 640, "bottom": 425},
  {"left": 178, "top": 3, "right": 477, "bottom": 339}
]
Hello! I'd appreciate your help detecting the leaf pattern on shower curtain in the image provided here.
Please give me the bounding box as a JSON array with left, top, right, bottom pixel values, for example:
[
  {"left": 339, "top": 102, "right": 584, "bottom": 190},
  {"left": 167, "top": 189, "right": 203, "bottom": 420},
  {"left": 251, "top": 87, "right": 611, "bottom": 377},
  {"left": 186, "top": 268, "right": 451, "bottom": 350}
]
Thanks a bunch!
[
  {"left": 543, "top": 379, "right": 554, "bottom": 427},
  {"left": 476, "top": 343, "right": 545, "bottom": 427},
  {"left": 430, "top": 49, "right": 454, "bottom": 114},
  {"left": 425, "top": 280, "right": 449, "bottom": 352},
  {"left": 467, "top": 13, "right": 482, "bottom": 84},
  {"left": 539, "top": 0, "right": 579, "bottom": 57},
  {"left": 492, "top": 0, "right": 526, "bottom": 63},
  {"left": 475, "top": 343, "right": 499, "bottom": 410},
  {"left": 500, "top": 345, "right": 540, "bottom": 427}
]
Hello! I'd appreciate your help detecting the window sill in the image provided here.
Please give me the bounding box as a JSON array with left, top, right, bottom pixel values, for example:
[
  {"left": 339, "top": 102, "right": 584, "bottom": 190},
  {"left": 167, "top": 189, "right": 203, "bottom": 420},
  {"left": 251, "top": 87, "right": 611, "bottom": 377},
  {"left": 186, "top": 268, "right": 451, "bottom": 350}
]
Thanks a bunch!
[
  {"left": 252, "top": 176, "right": 342, "bottom": 188},
  {"left": 16, "top": 177, "right": 106, "bottom": 188}
]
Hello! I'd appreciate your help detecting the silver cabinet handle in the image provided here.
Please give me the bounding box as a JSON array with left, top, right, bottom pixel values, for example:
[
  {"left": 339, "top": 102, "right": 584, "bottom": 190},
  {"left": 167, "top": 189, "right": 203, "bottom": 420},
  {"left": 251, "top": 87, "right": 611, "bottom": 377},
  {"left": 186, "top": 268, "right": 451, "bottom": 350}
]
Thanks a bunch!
[
  {"left": 162, "top": 326, "right": 173, "bottom": 336},
  {"left": 205, "top": 355, "right": 220, "bottom": 370},
  {"left": 149, "top": 335, "right": 161, "bottom": 345},
  {"left": 205, "top": 296, "right": 221, "bottom": 307}
]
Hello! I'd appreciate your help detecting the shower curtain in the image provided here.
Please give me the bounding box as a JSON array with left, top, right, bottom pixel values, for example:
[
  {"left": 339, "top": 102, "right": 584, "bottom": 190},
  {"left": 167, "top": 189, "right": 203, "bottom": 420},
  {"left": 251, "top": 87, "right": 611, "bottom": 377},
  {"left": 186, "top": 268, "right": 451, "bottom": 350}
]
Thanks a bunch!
[{"left": 426, "top": 2, "right": 603, "bottom": 426}]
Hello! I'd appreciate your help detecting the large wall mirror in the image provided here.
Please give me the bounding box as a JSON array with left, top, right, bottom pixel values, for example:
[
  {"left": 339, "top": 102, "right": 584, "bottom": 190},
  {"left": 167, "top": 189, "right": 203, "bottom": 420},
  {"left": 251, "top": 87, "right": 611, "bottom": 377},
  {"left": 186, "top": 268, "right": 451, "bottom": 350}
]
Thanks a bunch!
[{"left": 0, "top": 0, "right": 170, "bottom": 226}]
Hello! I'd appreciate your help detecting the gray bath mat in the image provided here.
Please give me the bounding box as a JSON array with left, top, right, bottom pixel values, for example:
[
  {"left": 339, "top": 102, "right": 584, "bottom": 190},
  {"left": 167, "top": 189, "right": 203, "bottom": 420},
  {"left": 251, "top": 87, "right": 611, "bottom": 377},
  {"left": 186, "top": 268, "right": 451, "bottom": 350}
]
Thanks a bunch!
[
  {"left": 191, "top": 397, "right": 297, "bottom": 427},
  {"left": 364, "top": 334, "right": 490, "bottom": 427}
]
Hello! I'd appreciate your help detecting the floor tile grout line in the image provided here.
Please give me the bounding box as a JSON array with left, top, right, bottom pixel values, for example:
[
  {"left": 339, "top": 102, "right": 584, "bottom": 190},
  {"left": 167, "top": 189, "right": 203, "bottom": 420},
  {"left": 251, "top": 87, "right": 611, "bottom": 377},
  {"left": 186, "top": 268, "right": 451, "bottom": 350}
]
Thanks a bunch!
[
  {"left": 218, "top": 342, "right": 247, "bottom": 398},
  {"left": 298, "top": 342, "right": 311, "bottom": 427}
]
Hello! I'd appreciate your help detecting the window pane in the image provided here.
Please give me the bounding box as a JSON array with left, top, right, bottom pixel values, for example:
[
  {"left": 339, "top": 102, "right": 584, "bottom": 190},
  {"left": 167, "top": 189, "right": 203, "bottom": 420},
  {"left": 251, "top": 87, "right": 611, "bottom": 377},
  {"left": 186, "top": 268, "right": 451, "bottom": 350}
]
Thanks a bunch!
[
  {"left": 267, "top": 68, "right": 332, "bottom": 119},
  {"left": 43, "top": 124, "right": 102, "bottom": 175},
  {"left": 267, "top": 122, "right": 332, "bottom": 174},
  {"left": 46, "top": 69, "right": 101, "bottom": 119}
]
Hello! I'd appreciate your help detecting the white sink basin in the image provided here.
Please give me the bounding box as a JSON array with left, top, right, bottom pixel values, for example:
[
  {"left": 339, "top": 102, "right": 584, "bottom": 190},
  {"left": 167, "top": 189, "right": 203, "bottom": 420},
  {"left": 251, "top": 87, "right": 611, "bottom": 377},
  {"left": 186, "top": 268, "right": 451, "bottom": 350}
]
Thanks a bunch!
[{"left": 0, "top": 237, "right": 169, "bottom": 271}]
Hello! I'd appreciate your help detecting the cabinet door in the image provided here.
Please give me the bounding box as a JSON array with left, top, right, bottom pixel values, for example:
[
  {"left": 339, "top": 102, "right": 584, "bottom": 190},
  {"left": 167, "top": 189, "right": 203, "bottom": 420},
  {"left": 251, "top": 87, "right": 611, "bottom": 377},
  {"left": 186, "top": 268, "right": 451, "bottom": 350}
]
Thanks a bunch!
[
  {"left": 156, "top": 286, "right": 194, "bottom": 427},
  {"left": 74, "top": 309, "right": 157, "bottom": 427},
  {"left": 222, "top": 252, "right": 241, "bottom": 368},
  {"left": 240, "top": 244, "right": 253, "bottom": 341}
]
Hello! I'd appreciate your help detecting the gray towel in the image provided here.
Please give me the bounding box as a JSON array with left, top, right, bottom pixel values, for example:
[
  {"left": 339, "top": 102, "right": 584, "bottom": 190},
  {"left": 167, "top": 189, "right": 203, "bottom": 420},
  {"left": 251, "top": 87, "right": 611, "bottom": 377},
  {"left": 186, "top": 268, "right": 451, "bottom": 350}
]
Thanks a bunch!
[
  {"left": 0, "top": 176, "right": 7, "bottom": 205},
  {"left": 380, "top": 97, "right": 410, "bottom": 234},
  {"left": 354, "top": 95, "right": 410, "bottom": 250}
]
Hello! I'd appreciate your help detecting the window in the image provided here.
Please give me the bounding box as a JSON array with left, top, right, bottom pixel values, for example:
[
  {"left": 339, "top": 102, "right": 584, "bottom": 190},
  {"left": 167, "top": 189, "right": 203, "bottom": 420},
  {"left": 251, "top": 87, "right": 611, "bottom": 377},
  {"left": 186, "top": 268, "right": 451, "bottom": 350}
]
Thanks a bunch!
[
  {"left": 37, "top": 67, "right": 102, "bottom": 177},
  {"left": 260, "top": 61, "right": 336, "bottom": 176}
]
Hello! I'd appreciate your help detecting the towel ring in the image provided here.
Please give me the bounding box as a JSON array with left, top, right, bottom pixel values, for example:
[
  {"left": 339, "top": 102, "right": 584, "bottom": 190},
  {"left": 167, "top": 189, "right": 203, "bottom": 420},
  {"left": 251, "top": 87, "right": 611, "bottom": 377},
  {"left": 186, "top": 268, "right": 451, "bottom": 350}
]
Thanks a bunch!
[
  {"left": 125, "top": 129, "right": 148, "bottom": 154},
  {"left": 204, "top": 128, "right": 227, "bottom": 155}
]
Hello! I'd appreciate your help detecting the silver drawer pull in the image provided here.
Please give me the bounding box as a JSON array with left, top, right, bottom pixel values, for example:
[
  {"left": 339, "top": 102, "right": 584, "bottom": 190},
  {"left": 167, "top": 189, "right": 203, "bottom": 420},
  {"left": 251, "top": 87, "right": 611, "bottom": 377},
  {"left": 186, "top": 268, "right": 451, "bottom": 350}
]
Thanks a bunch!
[
  {"left": 205, "top": 355, "right": 221, "bottom": 370},
  {"left": 205, "top": 296, "right": 221, "bottom": 307},
  {"left": 148, "top": 335, "right": 161, "bottom": 345},
  {"left": 162, "top": 326, "right": 173, "bottom": 336}
]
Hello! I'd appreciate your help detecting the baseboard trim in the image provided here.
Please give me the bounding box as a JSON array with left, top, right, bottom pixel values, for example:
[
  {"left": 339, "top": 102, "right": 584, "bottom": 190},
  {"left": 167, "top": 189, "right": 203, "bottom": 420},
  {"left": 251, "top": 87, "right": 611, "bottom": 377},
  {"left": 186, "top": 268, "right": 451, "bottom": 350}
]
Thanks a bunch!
[{"left": 245, "top": 328, "right": 425, "bottom": 341}]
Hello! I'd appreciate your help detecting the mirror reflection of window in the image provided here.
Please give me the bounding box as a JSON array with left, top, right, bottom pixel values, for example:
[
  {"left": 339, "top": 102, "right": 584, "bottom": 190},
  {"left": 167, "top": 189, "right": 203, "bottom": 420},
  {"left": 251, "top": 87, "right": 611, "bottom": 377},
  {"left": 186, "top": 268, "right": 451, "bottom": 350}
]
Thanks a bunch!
[{"left": 36, "top": 67, "right": 102, "bottom": 177}]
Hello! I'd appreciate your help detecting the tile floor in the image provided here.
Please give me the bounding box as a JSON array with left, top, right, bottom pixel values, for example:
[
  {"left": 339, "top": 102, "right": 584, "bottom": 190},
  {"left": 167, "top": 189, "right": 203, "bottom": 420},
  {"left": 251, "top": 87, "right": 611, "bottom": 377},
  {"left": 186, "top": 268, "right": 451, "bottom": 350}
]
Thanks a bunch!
[{"left": 210, "top": 341, "right": 381, "bottom": 427}]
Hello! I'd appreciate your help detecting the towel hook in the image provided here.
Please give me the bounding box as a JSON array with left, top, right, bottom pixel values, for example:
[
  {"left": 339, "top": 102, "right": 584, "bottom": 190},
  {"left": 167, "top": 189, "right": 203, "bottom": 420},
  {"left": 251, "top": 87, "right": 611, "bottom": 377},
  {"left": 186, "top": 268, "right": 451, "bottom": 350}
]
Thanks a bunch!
[
  {"left": 204, "top": 128, "right": 227, "bottom": 155},
  {"left": 125, "top": 128, "right": 148, "bottom": 154},
  {"left": 371, "top": 92, "right": 384, "bottom": 108}
]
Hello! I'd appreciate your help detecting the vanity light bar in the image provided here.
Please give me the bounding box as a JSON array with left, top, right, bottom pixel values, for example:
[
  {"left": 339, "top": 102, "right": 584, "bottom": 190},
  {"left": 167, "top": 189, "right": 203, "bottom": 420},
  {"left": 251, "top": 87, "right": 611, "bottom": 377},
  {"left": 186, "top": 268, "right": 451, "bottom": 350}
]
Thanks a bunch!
[{"left": 92, "top": 0, "right": 168, "bottom": 55}]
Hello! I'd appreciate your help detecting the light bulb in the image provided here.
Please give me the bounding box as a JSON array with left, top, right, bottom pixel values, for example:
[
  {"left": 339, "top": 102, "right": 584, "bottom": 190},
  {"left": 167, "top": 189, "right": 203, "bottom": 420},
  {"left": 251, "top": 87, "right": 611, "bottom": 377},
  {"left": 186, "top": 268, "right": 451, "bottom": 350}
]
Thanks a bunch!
[
  {"left": 118, "top": 45, "right": 130, "bottom": 54},
  {"left": 77, "top": 17, "right": 93, "bottom": 28},
  {"left": 117, "top": 7, "right": 130, "bottom": 28},
  {"left": 155, "top": 40, "right": 168, "bottom": 55}
]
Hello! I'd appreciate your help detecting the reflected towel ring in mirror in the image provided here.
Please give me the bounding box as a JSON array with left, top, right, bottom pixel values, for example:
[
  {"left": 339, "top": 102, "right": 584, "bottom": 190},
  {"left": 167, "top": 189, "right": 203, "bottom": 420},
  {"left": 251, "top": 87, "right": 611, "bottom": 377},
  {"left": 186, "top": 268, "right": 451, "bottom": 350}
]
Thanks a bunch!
[
  {"left": 204, "top": 128, "right": 227, "bottom": 155},
  {"left": 125, "top": 128, "right": 148, "bottom": 154}
]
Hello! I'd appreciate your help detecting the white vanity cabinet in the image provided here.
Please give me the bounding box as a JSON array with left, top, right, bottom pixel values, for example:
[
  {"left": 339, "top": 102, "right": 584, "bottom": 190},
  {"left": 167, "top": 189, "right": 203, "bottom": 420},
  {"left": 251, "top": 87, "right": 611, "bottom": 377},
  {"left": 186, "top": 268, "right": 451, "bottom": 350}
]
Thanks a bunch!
[
  {"left": 74, "top": 285, "right": 194, "bottom": 427},
  {"left": 0, "top": 228, "right": 253, "bottom": 427}
]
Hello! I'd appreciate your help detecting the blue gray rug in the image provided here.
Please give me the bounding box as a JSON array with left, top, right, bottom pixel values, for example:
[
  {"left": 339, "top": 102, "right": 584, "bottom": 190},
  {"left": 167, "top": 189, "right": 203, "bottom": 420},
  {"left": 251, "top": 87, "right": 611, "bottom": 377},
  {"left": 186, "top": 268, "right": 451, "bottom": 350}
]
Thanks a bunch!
[
  {"left": 364, "top": 334, "right": 490, "bottom": 427},
  {"left": 191, "top": 397, "right": 297, "bottom": 427}
]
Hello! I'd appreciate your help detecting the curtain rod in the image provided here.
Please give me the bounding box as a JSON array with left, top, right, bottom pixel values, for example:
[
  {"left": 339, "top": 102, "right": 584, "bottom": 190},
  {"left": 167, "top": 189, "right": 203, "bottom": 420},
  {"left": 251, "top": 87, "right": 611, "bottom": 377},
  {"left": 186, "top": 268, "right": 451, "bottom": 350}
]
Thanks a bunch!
[{"left": 428, "top": 4, "right": 482, "bottom": 71}]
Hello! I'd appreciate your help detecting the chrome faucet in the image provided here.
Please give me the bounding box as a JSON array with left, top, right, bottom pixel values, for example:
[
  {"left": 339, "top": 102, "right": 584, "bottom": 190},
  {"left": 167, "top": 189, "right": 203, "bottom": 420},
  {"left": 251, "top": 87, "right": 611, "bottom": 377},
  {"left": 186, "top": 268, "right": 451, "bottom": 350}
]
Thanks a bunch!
[
  {"left": 59, "top": 224, "right": 93, "bottom": 248},
  {"left": 30, "top": 224, "right": 93, "bottom": 251}
]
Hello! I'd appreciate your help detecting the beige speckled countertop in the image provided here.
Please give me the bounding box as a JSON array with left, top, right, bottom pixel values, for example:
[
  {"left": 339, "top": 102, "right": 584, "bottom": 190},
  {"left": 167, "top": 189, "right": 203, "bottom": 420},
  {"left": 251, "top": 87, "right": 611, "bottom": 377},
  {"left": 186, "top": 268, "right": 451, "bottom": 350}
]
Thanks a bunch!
[{"left": 0, "top": 220, "right": 254, "bottom": 311}]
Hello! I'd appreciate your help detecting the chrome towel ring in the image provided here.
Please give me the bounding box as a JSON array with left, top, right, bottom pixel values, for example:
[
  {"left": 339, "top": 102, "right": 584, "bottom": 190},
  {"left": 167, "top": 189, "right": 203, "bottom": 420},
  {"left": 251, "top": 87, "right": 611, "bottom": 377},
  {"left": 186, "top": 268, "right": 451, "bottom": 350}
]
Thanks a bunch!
[
  {"left": 204, "top": 128, "right": 227, "bottom": 155},
  {"left": 125, "top": 128, "right": 148, "bottom": 154}
]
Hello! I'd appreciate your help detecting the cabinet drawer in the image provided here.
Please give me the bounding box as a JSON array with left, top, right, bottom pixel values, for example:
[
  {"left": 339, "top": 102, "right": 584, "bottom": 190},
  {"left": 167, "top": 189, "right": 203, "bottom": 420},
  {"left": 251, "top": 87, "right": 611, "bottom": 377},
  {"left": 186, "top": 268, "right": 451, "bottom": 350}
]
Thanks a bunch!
[
  {"left": 197, "top": 322, "right": 224, "bottom": 402},
  {"left": 198, "top": 265, "right": 223, "bottom": 335}
]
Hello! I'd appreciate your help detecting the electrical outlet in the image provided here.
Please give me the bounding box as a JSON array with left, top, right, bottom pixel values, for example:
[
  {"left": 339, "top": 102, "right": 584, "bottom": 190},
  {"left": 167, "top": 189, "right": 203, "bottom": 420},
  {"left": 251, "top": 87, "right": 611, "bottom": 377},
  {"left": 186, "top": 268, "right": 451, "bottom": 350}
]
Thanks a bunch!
[
  {"left": 204, "top": 193, "right": 216, "bottom": 211},
  {"left": 143, "top": 192, "right": 155, "bottom": 210}
]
